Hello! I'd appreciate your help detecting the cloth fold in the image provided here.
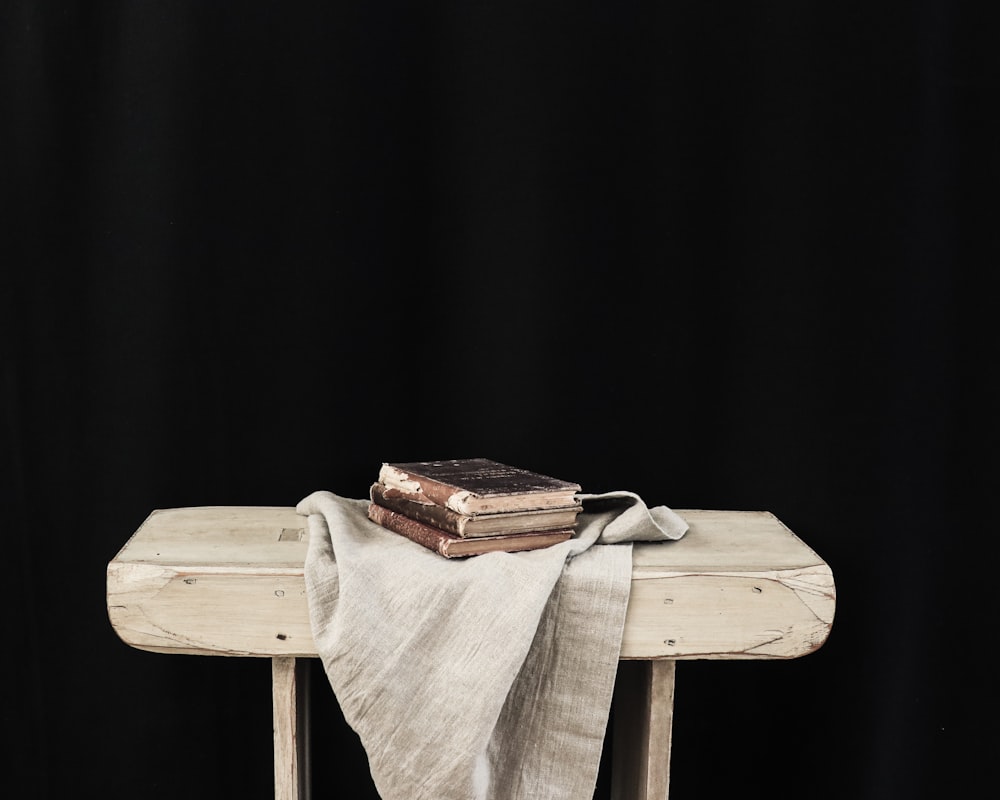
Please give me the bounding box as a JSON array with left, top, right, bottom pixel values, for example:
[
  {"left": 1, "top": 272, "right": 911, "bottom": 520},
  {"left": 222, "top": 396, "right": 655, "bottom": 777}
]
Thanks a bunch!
[{"left": 298, "top": 489, "right": 687, "bottom": 800}]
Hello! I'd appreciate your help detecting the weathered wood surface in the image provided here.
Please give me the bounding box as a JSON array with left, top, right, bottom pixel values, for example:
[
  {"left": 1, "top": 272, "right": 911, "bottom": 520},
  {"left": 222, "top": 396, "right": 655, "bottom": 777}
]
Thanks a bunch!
[
  {"left": 107, "top": 507, "right": 835, "bottom": 660},
  {"left": 610, "top": 660, "right": 676, "bottom": 800},
  {"left": 623, "top": 509, "right": 835, "bottom": 659},
  {"left": 272, "top": 657, "right": 311, "bottom": 800}
]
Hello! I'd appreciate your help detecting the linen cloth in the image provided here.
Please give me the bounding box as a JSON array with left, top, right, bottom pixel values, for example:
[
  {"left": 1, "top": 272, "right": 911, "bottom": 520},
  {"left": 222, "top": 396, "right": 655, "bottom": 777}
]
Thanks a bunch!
[{"left": 298, "top": 489, "right": 688, "bottom": 800}]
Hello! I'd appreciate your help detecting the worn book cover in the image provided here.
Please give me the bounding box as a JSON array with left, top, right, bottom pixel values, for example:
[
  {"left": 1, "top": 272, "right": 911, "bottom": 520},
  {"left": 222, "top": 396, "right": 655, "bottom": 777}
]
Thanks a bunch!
[
  {"left": 369, "top": 481, "right": 581, "bottom": 538},
  {"left": 367, "top": 502, "right": 574, "bottom": 558},
  {"left": 378, "top": 458, "right": 582, "bottom": 515}
]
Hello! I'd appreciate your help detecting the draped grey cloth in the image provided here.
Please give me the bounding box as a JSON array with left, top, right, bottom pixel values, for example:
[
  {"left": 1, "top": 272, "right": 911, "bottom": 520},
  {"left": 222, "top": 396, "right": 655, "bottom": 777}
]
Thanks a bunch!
[{"left": 298, "top": 489, "right": 687, "bottom": 800}]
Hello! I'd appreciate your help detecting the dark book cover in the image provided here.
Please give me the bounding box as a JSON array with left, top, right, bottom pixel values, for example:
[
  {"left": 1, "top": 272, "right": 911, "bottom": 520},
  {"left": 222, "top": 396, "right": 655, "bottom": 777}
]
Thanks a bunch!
[{"left": 378, "top": 458, "right": 582, "bottom": 515}]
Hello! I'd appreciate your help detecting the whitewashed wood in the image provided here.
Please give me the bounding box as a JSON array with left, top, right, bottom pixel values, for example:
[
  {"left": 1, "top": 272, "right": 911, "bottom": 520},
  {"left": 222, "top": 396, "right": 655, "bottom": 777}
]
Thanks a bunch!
[
  {"left": 107, "top": 506, "right": 834, "bottom": 800},
  {"left": 623, "top": 510, "right": 835, "bottom": 659},
  {"left": 107, "top": 507, "right": 314, "bottom": 656},
  {"left": 610, "top": 660, "right": 675, "bottom": 800},
  {"left": 272, "top": 657, "right": 311, "bottom": 800},
  {"left": 107, "top": 507, "right": 835, "bottom": 660}
]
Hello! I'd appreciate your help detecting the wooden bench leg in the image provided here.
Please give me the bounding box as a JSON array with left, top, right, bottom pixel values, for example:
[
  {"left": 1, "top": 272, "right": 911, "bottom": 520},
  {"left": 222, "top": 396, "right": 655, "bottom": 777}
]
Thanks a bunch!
[
  {"left": 272, "top": 657, "right": 312, "bottom": 800},
  {"left": 610, "top": 660, "right": 676, "bottom": 800}
]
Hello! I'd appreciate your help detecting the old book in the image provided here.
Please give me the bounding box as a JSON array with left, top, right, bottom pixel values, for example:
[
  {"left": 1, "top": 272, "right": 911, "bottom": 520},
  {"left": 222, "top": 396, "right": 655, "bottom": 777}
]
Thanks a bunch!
[
  {"left": 367, "top": 502, "right": 574, "bottom": 558},
  {"left": 369, "top": 481, "right": 581, "bottom": 538},
  {"left": 378, "top": 458, "right": 582, "bottom": 515}
]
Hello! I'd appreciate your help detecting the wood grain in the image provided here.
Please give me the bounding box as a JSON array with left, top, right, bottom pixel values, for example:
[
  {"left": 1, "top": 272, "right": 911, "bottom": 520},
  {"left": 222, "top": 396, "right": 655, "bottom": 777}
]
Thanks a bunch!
[
  {"left": 272, "top": 657, "right": 310, "bottom": 800},
  {"left": 107, "top": 507, "right": 835, "bottom": 660},
  {"left": 610, "top": 660, "right": 676, "bottom": 800}
]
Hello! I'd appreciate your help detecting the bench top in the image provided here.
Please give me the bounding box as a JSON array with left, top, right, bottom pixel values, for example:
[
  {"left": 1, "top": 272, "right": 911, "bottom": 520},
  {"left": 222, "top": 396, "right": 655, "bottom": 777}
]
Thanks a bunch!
[{"left": 107, "top": 506, "right": 835, "bottom": 660}]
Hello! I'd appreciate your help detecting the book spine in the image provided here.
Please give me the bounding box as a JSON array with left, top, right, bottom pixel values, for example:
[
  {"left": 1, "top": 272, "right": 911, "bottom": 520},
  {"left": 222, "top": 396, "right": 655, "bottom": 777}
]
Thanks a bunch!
[
  {"left": 368, "top": 502, "right": 575, "bottom": 557},
  {"left": 367, "top": 502, "right": 453, "bottom": 557},
  {"left": 369, "top": 482, "right": 469, "bottom": 536}
]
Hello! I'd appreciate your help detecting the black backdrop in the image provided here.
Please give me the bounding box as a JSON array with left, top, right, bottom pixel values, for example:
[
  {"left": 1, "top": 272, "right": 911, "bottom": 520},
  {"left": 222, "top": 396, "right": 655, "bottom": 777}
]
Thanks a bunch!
[{"left": 3, "top": 2, "right": 995, "bottom": 798}]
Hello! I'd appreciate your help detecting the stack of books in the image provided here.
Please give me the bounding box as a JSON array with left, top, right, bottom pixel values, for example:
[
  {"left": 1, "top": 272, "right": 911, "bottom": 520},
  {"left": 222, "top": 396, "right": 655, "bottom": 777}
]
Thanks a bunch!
[{"left": 367, "top": 458, "right": 584, "bottom": 558}]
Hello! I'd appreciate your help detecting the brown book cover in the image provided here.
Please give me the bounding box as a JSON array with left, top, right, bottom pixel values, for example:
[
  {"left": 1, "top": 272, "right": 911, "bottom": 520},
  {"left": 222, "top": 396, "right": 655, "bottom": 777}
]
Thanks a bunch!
[
  {"left": 378, "top": 458, "right": 582, "bottom": 515},
  {"left": 369, "top": 481, "right": 581, "bottom": 538},
  {"left": 367, "top": 502, "right": 574, "bottom": 558}
]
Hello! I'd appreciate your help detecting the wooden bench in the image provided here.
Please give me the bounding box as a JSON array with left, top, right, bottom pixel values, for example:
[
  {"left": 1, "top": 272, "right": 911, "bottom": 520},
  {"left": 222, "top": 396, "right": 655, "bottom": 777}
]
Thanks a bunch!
[{"left": 107, "top": 506, "right": 835, "bottom": 799}]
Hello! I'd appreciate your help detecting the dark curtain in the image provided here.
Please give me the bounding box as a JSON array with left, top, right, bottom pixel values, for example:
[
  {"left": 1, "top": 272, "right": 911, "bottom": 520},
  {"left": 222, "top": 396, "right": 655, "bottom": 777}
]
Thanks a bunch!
[{"left": 3, "top": 2, "right": 994, "bottom": 797}]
